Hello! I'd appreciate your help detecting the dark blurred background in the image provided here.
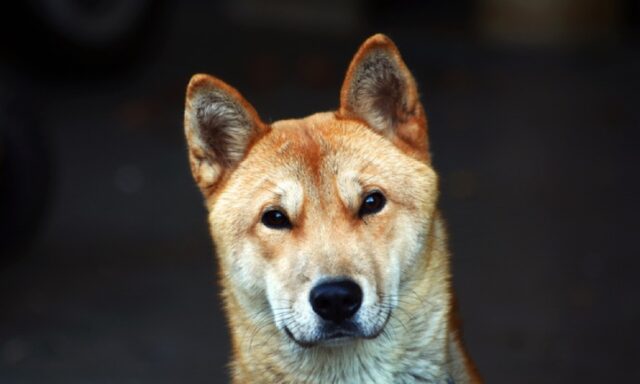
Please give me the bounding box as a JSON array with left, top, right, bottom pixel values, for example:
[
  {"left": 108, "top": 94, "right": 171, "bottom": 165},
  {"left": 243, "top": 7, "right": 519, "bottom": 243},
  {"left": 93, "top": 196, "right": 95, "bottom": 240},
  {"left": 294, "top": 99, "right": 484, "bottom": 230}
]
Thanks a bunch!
[{"left": 1, "top": 0, "right": 639, "bottom": 383}]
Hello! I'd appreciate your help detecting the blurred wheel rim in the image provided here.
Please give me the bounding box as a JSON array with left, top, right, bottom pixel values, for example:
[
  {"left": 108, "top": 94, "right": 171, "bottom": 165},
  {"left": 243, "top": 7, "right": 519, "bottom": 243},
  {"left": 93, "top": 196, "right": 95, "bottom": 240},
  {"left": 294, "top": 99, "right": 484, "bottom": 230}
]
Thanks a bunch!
[{"left": 29, "top": 0, "right": 152, "bottom": 46}]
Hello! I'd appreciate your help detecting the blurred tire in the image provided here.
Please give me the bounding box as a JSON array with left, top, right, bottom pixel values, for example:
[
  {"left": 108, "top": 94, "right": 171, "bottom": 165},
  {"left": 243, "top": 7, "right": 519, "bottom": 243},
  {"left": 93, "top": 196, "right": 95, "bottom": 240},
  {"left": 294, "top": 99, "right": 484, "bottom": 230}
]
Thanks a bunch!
[
  {"left": 3, "top": 0, "right": 168, "bottom": 77},
  {"left": 29, "top": 0, "right": 153, "bottom": 48}
]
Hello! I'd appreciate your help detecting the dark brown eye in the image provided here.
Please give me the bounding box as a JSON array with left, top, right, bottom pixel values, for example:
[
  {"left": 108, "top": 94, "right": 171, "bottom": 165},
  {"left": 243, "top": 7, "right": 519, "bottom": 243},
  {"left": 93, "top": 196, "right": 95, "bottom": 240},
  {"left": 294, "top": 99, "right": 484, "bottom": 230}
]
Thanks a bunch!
[
  {"left": 261, "top": 209, "right": 292, "bottom": 229},
  {"left": 358, "top": 191, "right": 386, "bottom": 217}
]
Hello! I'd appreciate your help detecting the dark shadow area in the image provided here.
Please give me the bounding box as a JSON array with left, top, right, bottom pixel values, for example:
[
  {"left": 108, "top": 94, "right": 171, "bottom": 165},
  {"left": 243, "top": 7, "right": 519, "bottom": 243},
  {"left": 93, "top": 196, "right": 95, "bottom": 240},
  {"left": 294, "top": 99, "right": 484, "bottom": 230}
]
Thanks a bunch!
[{"left": 1, "top": 0, "right": 638, "bottom": 382}]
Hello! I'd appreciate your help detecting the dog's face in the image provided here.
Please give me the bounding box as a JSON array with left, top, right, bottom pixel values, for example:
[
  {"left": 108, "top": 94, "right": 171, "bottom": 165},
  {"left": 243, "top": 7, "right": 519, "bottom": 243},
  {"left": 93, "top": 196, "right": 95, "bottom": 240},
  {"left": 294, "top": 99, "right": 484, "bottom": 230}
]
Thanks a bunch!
[{"left": 185, "top": 35, "right": 437, "bottom": 347}]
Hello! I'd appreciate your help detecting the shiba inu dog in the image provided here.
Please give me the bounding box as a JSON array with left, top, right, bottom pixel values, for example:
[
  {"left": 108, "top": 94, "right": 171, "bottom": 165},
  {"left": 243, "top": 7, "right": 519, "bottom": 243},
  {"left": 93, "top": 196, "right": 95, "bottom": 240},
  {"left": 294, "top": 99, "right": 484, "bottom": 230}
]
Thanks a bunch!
[{"left": 183, "top": 34, "right": 481, "bottom": 383}]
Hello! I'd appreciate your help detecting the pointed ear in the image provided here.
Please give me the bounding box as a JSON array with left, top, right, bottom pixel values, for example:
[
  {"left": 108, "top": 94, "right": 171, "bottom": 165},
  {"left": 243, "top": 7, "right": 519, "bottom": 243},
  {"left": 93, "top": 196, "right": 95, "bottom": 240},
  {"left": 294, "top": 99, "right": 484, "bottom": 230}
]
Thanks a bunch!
[
  {"left": 184, "top": 74, "right": 268, "bottom": 194},
  {"left": 339, "top": 34, "right": 429, "bottom": 159}
]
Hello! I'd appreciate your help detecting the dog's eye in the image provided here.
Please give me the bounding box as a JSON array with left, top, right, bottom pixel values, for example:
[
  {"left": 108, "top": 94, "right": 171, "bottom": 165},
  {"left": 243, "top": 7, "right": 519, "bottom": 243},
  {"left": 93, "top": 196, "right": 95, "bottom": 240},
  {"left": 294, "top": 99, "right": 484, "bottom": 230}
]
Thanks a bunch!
[
  {"left": 358, "top": 191, "right": 386, "bottom": 217},
  {"left": 261, "top": 209, "right": 292, "bottom": 229}
]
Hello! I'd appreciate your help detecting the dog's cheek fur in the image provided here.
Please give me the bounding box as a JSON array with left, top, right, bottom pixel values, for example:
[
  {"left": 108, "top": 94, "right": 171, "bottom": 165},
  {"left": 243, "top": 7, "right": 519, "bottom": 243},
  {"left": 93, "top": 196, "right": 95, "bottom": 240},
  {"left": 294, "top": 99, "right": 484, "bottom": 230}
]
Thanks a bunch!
[
  {"left": 265, "top": 267, "right": 319, "bottom": 338},
  {"left": 211, "top": 228, "right": 267, "bottom": 297},
  {"left": 209, "top": 194, "right": 270, "bottom": 301}
]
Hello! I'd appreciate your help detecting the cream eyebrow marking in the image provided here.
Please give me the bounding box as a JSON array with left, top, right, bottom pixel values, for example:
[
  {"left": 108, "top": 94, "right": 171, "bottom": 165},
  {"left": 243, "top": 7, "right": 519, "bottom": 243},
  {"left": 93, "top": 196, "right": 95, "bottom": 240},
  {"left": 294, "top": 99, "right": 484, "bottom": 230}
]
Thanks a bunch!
[
  {"left": 260, "top": 178, "right": 304, "bottom": 220},
  {"left": 277, "top": 141, "right": 291, "bottom": 155},
  {"left": 279, "top": 180, "right": 304, "bottom": 218},
  {"left": 336, "top": 170, "right": 363, "bottom": 212}
]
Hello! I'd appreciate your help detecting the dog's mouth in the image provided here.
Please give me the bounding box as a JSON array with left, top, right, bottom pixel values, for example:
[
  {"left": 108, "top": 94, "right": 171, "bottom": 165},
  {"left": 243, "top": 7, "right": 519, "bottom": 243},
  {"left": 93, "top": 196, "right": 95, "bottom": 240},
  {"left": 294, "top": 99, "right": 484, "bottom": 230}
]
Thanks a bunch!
[
  {"left": 284, "top": 325, "right": 361, "bottom": 348},
  {"left": 283, "top": 311, "right": 392, "bottom": 348}
]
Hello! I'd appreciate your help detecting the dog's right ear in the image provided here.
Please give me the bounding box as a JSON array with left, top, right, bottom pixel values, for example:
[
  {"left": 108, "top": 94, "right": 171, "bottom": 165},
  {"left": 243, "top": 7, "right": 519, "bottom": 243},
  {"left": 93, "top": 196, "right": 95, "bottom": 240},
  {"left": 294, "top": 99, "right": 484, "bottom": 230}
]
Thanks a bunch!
[
  {"left": 339, "top": 34, "right": 429, "bottom": 161},
  {"left": 184, "top": 74, "right": 267, "bottom": 194}
]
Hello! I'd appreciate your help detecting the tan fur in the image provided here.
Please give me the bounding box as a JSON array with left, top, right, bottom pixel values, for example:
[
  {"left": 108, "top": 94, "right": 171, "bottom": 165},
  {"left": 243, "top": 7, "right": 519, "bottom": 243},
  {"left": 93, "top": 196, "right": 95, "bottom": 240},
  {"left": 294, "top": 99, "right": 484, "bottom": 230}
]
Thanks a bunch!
[{"left": 184, "top": 34, "right": 481, "bottom": 383}]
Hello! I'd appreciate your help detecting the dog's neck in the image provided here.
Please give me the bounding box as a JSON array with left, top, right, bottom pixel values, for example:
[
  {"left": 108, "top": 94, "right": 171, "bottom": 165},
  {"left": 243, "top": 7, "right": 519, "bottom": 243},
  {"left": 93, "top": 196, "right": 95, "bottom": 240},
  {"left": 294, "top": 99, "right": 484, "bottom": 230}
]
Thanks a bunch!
[{"left": 225, "top": 215, "right": 468, "bottom": 384}]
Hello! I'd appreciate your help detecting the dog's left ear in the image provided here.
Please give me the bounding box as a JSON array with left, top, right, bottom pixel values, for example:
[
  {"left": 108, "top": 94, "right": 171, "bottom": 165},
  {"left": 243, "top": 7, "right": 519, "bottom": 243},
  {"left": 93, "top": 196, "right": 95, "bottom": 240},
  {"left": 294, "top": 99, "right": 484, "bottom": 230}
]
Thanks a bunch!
[{"left": 339, "top": 34, "right": 429, "bottom": 160}]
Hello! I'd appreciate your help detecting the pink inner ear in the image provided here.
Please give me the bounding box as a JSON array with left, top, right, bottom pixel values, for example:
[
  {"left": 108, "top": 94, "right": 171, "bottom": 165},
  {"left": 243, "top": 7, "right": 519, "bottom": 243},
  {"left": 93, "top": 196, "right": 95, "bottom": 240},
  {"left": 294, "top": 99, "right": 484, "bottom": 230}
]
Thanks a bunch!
[
  {"left": 348, "top": 50, "right": 407, "bottom": 132},
  {"left": 338, "top": 35, "right": 430, "bottom": 161},
  {"left": 193, "top": 89, "right": 255, "bottom": 167},
  {"left": 185, "top": 74, "right": 266, "bottom": 169},
  {"left": 184, "top": 74, "right": 271, "bottom": 193}
]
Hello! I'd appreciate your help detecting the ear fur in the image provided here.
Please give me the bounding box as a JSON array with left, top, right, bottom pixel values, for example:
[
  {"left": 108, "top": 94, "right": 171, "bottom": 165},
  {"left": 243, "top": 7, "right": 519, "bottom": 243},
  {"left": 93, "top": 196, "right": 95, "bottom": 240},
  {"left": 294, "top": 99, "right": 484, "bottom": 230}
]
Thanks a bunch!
[
  {"left": 184, "top": 74, "right": 267, "bottom": 193},
  {"left": 339, "top": 34, "right": 429, "bottom": 159}
]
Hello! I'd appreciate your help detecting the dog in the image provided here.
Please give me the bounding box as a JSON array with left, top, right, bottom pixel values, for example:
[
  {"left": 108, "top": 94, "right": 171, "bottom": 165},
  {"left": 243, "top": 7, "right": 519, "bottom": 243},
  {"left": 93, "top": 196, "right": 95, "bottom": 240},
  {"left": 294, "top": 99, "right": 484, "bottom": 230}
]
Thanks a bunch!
[{"left": 183, "top": 34, "right": 481, "bottom": 383}]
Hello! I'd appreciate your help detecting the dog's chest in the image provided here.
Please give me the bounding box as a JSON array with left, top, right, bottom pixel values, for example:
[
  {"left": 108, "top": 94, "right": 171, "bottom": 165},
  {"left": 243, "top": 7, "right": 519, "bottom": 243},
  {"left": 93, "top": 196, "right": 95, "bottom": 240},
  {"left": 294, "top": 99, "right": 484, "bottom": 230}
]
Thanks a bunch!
[{"left": 289, "top": 344, "right": 452, "bottom": 384}]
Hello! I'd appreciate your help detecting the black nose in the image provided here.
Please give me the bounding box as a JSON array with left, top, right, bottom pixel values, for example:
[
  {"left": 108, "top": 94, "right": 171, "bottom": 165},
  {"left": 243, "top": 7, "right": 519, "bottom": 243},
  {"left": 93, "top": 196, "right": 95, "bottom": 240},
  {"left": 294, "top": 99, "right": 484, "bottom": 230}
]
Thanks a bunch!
[{"left": 309, "top": 280, "right": 363, "bottom": 323}]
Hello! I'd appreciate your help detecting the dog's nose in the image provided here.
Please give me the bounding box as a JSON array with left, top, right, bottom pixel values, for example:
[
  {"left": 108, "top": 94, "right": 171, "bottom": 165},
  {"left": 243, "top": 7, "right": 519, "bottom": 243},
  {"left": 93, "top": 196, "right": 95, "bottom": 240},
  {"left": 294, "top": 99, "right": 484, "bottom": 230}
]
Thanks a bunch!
[{"left": 309, "top": 280, "right": 363, "bottom": 323}]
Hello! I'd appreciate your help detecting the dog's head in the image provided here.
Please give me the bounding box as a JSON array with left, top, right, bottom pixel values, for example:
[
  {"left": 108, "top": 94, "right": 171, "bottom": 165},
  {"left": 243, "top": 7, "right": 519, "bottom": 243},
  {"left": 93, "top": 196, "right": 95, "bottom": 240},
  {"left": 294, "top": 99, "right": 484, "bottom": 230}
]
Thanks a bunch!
[{"left": 184, "top": 34, "right": 438, "bottom": 347}]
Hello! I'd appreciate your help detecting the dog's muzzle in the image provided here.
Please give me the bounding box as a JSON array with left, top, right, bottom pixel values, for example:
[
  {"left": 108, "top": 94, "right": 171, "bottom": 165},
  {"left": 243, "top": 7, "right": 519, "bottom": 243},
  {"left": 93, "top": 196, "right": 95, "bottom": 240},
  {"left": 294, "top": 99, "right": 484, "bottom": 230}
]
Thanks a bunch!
[{"left": 282, "top": 278, "right": 391, "bottom": 347}]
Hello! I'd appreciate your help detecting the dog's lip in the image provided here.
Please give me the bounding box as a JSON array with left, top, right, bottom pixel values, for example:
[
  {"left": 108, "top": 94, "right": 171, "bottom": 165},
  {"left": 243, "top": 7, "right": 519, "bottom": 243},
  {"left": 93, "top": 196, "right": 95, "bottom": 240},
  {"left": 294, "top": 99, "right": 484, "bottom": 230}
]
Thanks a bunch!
[
  {"left": 320, "top": 326, "right": 361, "bottom": 342},
  {"left": 284, "top": 326, "right": 316, "bottom": 348},
  {"left": 316, "top": 333, "right": 358, "bottom": 347},
  {"left": 363, "top": 310, "right": 392, "bottom": 340},
  {"left": 283, "top": 312, "right": 392, "bottom": 348},
  {"left": 284, "top": 318, "right": 388, "bottom": 348},
  {"left": 284, "top": 326, "right": 359, "bottom": 348},
  {"left": 325, "top": 330, "right": 355, "bottom": 339}
]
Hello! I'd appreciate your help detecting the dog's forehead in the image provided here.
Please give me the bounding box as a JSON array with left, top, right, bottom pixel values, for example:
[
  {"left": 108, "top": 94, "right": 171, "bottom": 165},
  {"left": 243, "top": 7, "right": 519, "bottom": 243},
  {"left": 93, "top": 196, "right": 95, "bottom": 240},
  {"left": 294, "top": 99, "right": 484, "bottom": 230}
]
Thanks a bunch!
[
  {"left": 269, "top": 111, "right": 336, "bottom": 131},
  {"left": 260, "top": 112, "right": 378, "bottom": 168},
  {"left": 268, "top": 112, "right": 338, "bottom": 152},
  {"left": 248, "top": 113, "right": 360, "bottom": 198},
  {"left": 221, "top": 111, "right": 435, "bottom": 213},
  {"left": 242, "top": 111, "right": 431, "bottom": 187}
]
